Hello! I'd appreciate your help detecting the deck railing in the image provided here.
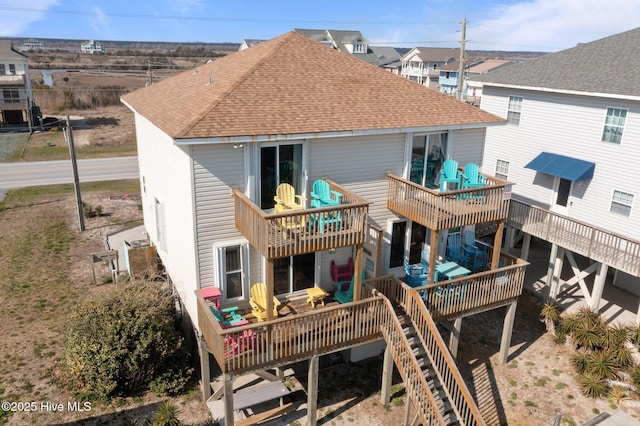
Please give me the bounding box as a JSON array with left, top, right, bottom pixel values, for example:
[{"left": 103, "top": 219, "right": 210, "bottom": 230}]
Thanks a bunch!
[
  {"left": 387, "top": 173, "right": 511, "bottom": 230},
  {"left": 196, "top": 290, "right": 385, "bottom": 374},
  {"left": 368, "top": 278, "right": 485, "bottom": 425},
  {"left": 508, "top": 200, "right": 640, "bottom": 277},
  {"left": 232, "top": 180, "right": 370, "bottom": 259}
]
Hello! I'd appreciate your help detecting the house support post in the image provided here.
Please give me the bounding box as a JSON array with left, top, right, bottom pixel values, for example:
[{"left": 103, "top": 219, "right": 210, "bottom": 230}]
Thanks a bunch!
[
  {"left": 353, "top": 244, "right": 364, "bottom": 301},
  {"left": 548, "top": 247, "right": 565, "bottom": 302},
  {"left": 198, "top": 335, "right": 211, "bottom": 401},
  {"left": 498, "top": 300, "right": 518, "bottom": 364},
  {"left": 449, "top": 317, "right": 463, "bottom": 359},
  {"left": 545, "top": 243, "right": 559, "bottom": 303},
  {"left": 427, "top": 229, "right": 440, "bottom": 284},
  {"left": 520, "top": 233, "right": 532, "bottom": 261},
  {"left": 380, "top": 344, "right": 394, "bottom": 406},
  {"left": 223, "top": 373, "right": 235, "bottom": 426},
  {"left": 491, "top": 221, "right": 505, "bottom": 269},
  {"left": 590, "top": 262, "right": 608, "bottom": 312},
  {"left": 265, "top": 258, "right": 274, "bottom": 360},
  {"left": 307, "top": 353, "right": 319, "bottom": 426}
]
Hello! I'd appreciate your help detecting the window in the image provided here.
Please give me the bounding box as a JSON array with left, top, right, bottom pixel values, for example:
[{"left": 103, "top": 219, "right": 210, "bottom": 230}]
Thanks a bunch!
[
  {"left": 353, "top": 40, "right": 366, "bottom": 54},
  {"left": 602, "top": 108, "right": 627, "bottom": 144},
  {"left": 8, "top": 64, "right": 15, "bottom": 74},
  {"left": 409, "top": 133, "right": 447, "bottom": 188},
  {"left": 507, "top": 96, "right": 523, "bottom": 125},
  {"left": 216, "top": 243, "right": 249, "bottom": 300},
  {"left": 0, "top": 64, "right": 5, "bottom": 75},
  {"left": 610, "top": 190, "right": 633, "bottom": 217},
  {"left": 154, "top": 198, "right": 167, "bottom": 251},
  {"left": 260, "top": 143, "right": 303, "bottom": 210},
  {"left": 495, "top": 159, "right": 509, "bottom": 180},
  {"left": 273, "top": 253, "right": 314, "bottom": 295},
  {"left": 2, "top": 89, "right": 20, "bottom": 104}
]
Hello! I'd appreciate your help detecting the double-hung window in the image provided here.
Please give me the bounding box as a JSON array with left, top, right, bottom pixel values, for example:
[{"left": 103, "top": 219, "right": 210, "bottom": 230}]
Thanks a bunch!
[
  {"left": 216, "top": 243, "right": 249, "bottom": 300},
  {"left": 602, "top": 108, "right": 627, "bottom": 144},
  {"left": 610, "top": 190, "right": 633, "bottom": 217},
  {"left": 495, "top": 159, "right": 510, "bottom": 180},
  {"left": 507, "top": 96, "right": 523, "bottom": 125}
]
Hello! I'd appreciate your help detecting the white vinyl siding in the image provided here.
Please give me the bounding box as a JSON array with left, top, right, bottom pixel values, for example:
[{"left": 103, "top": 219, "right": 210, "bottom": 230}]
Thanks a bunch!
[
  {"left": 610, "top": 190, "right": 633, "bottom": 217},
  {"left": 481, "top": 86, "right": 640, "bottom": 240},
  {"left": 192, "top": 144, "right": 246, "bottom": 288},
  {"left": 601, "top": 107, "right": 627, "bottom": 144}
]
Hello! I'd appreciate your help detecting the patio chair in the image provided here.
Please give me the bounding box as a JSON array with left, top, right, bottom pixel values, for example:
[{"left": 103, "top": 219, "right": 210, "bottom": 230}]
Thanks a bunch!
[
  {"left": 439, "top": 159, "right": 461, "bottom": 191},
  {"left": 445, "top": 231, "right": 465, "bottom": 264},
  {"left": 210, "top": 306, "right": 249, "bottom": 327},
  {"left": 461, "top": 163, "right": 485, "bottom": 189},
  {"left": 404, "top": 260, "right": 428, "bottom": 288},
  {"left": 249, "top": 282, "right": 281, "bottom": 322},
  {"left": 334, "top": 272, "right": 365, "bottom": 304},
  {"left": 274, "top": 183, "right": 305, "bottom": 211},
  {"left": 310, "top": 179, "right": 343, "bottom": 232}
]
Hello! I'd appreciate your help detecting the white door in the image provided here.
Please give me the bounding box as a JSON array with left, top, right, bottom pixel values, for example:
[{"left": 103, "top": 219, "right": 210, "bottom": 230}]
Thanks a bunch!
[{"left": 551, "top": 178, "right": 571, "bottom": 215}]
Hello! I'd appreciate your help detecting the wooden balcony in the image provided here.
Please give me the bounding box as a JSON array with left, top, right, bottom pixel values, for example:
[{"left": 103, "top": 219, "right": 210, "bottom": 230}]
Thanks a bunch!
[
  {"left": 369, "top": 254, "right": 528, "bottom": 322},
  {"left": 196, "top": 290, "right": 386, "bottom": 374},
  {"left": 386, "top": 173, "right": 511, "bottom": 230},
  {"left": 508, "top": 200, "right": 640, "bottom": 277},
  {"left": 232, "top": 179, "right": 371, "bottom": 259}
]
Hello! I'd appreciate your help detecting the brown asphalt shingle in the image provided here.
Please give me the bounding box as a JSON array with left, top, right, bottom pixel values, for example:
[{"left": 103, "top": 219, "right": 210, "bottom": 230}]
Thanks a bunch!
[{"left": 122, "top": 31, "right": 504, "bottom": 140}]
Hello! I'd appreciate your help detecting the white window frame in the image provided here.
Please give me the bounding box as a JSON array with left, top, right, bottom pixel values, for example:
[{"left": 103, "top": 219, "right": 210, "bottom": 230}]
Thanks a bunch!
[
  {"left": 214, "top": 240, "right": 250, "bottom": 301},
  {"left": 8, "top": 64, "right": 15, "bottom": 75},
  {"left": 601, "top": 107, "right": 627, "bottom": 144},
  {"left": 495, "top": 159, "right": 509, "bottom": 180},
  {"left": 610, "top": 190, "right": 634, "bottom": 217},
  {"left": 507, "top": 96, "right": 523, "bottom": 125},
  {"left": 154, "top": 197, "right": 167, "bottom": 251}
]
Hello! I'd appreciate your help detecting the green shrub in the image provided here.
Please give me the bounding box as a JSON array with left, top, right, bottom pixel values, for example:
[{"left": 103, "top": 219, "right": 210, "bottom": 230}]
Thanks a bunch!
[
  {"left": 151, "top": 401, "right": 180, "bottom": 426},
  {"left": 586, "top": 351, "right": 619, "bottom": 380},
  {"left": 64, "top": 280, "right": 192, "bottom": 399},
  {"left": 579, "top": 373, "right": 609, "bottom": 399}
]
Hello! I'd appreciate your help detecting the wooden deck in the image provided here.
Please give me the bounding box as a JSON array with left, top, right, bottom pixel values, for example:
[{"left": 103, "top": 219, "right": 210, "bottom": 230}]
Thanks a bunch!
[
  {"left": 232, "top": 179, "right": 371, "bottom": 259},
  {"left": 386, "top": 173, "right": 511, "bottom": 230},
  {"left": 508, "top": 200, "right": 640, "bottom": 277}
]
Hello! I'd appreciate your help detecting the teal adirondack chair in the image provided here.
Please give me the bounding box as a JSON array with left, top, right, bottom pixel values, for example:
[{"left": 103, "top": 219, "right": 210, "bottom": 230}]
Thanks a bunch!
[
  {"left": 445, "top": 232, "right": 465, "bottom": 264},
  {"left": 310, "top": 179, "right": 343, "bottom": 232},
  {"left": 210, "top": 306, "right": 249, "bottom": 327},
  {"left": 439, "top": 159, "right": 461, "bottom": 191},
  {"left": 334, "top": 272, "right": 365, "bottom": 304},
  {"left": 461, "top": 163, "right": 485, "bottom": 189}
]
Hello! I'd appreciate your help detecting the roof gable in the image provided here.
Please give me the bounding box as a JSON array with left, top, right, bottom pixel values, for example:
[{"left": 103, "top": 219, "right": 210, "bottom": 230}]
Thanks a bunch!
[{"left": 122, "top": 31, "right": 503, "bottom": 140}]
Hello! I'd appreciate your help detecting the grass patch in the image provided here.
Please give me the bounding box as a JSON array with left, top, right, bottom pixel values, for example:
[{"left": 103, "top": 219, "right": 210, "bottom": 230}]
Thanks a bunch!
[
  {"left": 21, "top": 131, "right": 136, "bottom": 161},
  {"left": 524, "top": 400, "right": 537, "bottom": 407}
]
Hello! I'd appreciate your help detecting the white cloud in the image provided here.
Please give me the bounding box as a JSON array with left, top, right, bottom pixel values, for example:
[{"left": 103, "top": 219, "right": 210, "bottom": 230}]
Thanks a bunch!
[
  {"left": 467, "top": 0, "right": 640, "bottom": 51},
  {"left": 88, "top": 6, "right": 111, "bottom": 37},
  {"left": 0, "top": 0, "right": 60, "bottom": 37},
  {"left": 171, "top": 0, "right": 204, "bottom": 15}
]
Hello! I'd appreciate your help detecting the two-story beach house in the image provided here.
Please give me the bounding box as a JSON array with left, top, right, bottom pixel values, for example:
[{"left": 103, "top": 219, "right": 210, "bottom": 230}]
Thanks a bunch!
[
  {"left": 0, "top": 40, "right": 34, "bottom": 129},
  {"left": 400, "top": 47, "right": 459, "bottom": 89},
  {"left": 122, "top": 31, "right": 528, "bottom": 425},
  {"left": 474, "top": 27, "right": 640, "bottom": 320}
]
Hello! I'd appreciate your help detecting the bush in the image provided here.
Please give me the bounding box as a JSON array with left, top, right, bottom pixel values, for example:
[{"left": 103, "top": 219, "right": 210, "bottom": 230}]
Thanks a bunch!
[{"left": 64, "top": 280, "right": 192, "bottom": 399}]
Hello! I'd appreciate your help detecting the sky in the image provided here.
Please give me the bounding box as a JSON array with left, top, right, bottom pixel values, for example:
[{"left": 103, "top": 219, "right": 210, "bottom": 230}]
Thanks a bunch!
[{"left": 1, "top": 0, "right": 640, "bottom": 52}]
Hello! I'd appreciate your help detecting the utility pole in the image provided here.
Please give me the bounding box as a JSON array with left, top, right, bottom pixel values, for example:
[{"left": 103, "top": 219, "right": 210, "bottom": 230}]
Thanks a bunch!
[
  {"left": 66, "top": 115, "right": 85, "bottom": 231},
  {"left": 147, "top": 59, "right": 153, "bottom": 86},
  {"left": 457, "top": 18, "right": 467, "bottom": 101}
]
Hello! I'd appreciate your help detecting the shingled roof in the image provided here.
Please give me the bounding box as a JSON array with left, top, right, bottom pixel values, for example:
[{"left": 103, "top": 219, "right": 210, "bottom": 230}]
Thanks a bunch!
[
  {"left": 122, "top": 31, "right": 503, "bottom": 140},
  {"left": 472, "top": 27, "right": 640, "bottom": 98}
]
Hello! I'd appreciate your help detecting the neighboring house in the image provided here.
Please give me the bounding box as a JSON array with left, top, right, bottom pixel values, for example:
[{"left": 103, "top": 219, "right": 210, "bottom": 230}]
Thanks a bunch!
[
  {"left": 475, "top": 27, "right": 640, "bottom": 316},
  {"left": 465, "top": 59, "right": 514, "bottom": 105},
  {"left": 238, "top": 39, "right": 264, "bottom": 51},
  {"left": 81, "top": 40, "right": 105, "bottom": 54},
  {"left": 0, "top": 40, "right": 34, "bottom": 129},
  {"left": 293, "top": 28, "right": 403, "bottom": 68},
  {"left": 437, "top": 60, "right": 469, "bottom": 97},
  {"left": 122, "top": 31, "right": 523, "bottom": 425},
  {"left": 19, "top": 39, "right": 44, "bottom": 52},
  {"left": 400, "top": 47, "right": 459, "bottom": 88}
]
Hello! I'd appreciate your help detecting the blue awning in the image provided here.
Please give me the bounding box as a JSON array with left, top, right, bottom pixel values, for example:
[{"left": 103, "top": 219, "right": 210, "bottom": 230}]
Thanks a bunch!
[{"left": 524, "top": 152, "right": 595, "bottom": 181}]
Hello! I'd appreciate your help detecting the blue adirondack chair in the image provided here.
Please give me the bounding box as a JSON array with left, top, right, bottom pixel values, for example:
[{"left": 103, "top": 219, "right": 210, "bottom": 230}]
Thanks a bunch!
[
  {"left": 461, "top": 163, "right": 485, "bottom": 189},
  {"left": 445, "top": 232, "right": 465, "bottom": 264},
  {"left": 404, "top": 260, "right": 428, "bottom": 287},
  {"left": 439, "top": 159, "right": 461, "bottom": 191}
]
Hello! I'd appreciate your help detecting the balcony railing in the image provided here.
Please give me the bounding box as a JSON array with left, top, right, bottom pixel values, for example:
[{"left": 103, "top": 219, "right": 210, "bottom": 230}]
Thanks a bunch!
[
  {"left": 387, "top": 173, "right": 511, "bottom": 230},
  {"left": 368, "top": 255, "right": 528, "bottom": 322},
  {"left": 232, "top": 179, "right": 371, "bottom": 259},
  {"left": 508, "top": 200, "right": 640, "bottom": 277},
  {"left": 0, "top": 97, "right": 29, "bottom": 109},
  {"left": 196, "top": 290, "right": 386, "bottom": 374}
]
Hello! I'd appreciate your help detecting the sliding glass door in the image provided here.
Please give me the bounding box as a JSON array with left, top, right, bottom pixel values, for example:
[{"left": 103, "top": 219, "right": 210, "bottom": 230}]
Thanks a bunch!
[{"left": 260, "top": 144, "right": 304, "bottom": 210}]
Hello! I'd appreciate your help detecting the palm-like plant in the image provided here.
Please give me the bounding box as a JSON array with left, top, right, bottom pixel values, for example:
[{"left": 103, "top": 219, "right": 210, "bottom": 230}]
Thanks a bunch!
[
  {"left": 579, "top": 372, "right": 609, "bottom": 398},
  {"left": 587, "top": 351, "right": 619, "bottom": 380},
  {"left": 573, "top": 321, "right": 605, "bottom": 351},
  {"left": 540, "top": 303, "right": 560, "bottom": 335}
]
